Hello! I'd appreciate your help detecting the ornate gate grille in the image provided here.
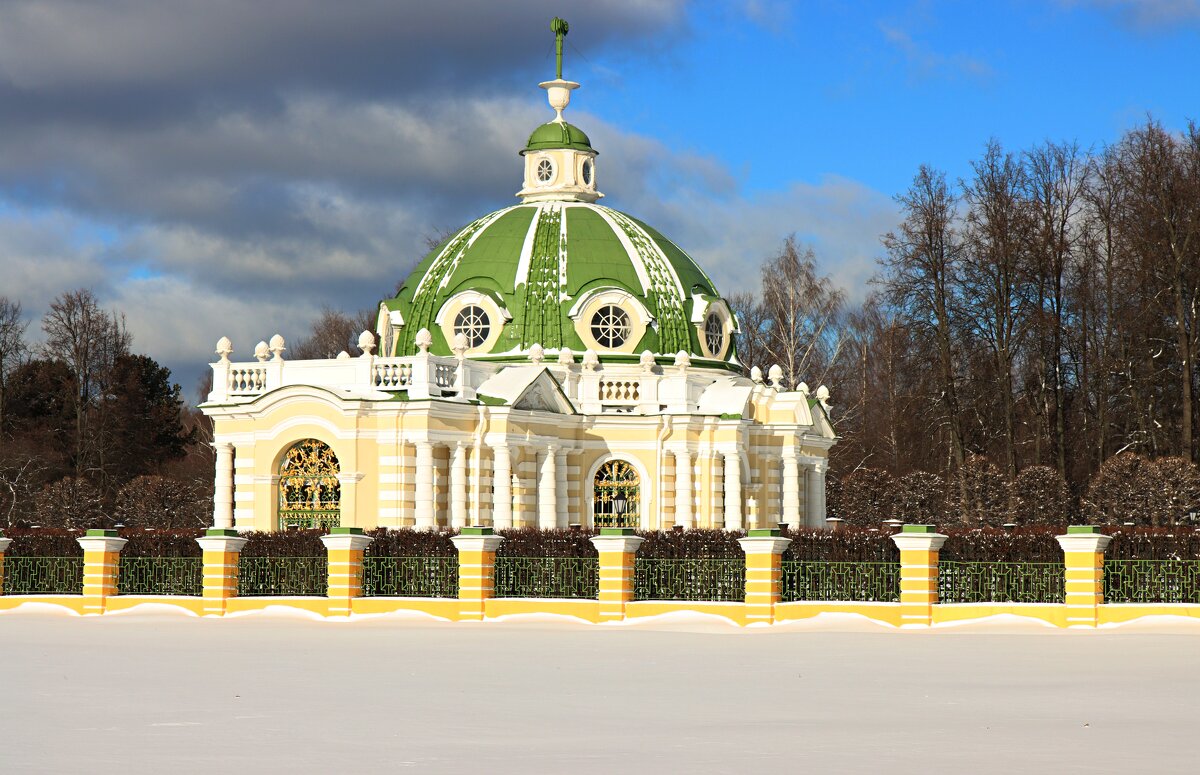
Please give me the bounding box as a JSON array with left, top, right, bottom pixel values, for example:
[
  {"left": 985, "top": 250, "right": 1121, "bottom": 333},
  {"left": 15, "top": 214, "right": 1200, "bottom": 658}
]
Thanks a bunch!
[{"left": 278, "top": 439, "right": 341, "bottom": 530}]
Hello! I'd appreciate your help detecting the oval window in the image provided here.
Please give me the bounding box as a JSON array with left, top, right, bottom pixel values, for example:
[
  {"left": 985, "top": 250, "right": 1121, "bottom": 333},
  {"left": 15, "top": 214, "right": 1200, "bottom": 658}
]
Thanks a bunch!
[
  {"left": 704, "top": 312, "right": 724, "bottom": 356},
  {"left": 536, "top": 158, "right": 554, "bottom": 184},
  {"left": 590, "top": 305, "right": 631, "bottom": 349},
  {"left": 453, "top": 305, "right": 491, "bottom": 348},
  {"left": 582, "top": 159, "right": 593, "bottom": 185}
]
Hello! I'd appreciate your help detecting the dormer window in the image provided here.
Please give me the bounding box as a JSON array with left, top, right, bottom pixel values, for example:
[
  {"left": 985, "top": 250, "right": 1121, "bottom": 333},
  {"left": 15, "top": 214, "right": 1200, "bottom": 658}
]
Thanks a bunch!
[
  {"left": 590, "top": 305, "right": 631, "bottom": 348},
  {"left": 704, "top": 312, "right": 724, "bottom": 355},
  {"left": 536, "top": 158, "right": 554, "bottom": 184},
  {"left": 453, "top": 305, "right": 491, "bottom": 348}
]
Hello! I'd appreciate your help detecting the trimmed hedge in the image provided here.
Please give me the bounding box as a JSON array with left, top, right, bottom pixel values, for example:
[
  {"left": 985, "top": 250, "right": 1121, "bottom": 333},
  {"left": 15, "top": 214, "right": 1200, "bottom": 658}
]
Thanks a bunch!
[
  {"left": 240, "top": 530, "right": 327, "bottom": 557},
  {"left": 636, "top": 529, "right": 744, "bottom": 559},
  {"left": 1105, "top": 527, "right": 1200, "bottom": 560},
  {"left": 364, "top": 528, "right": 456, "bottom": 557},
  {"left": 938, "top": 527, "right": 1063, "bottom": 562},
  {"left": 3, "top": 528, "right": 84, "bottom": 557},
  {"left": 119, "top": 528, "right": 204, "bottom": 557},
  {"left": 782, "top": 528, "right": 899, "bottom": 562},
  {"left": 497, "top": 527, "right": 598, "bottom": 558}
]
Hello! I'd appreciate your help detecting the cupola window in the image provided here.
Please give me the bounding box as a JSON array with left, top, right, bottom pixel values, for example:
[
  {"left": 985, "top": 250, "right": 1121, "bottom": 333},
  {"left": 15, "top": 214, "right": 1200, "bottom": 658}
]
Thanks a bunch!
[
  {"left": 453, "top": 305, "right": 491, "bottom": 348},
  {"left": 536, "top": 158, "right": 554, "bottom": 184},
  {"left": 704, "top": 312, "right": 724, "bottom": 356},
  {"left": 590, "top": 305, "right": 631, "bottom": 348},
  {"left": 581, "top": 159, "right": 593, "bottom": 185}
]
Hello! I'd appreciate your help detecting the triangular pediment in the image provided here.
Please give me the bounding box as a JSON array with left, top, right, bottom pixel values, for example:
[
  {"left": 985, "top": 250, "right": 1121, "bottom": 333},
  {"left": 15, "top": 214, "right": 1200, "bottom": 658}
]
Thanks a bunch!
[{"left": 476, "top": 366, "right": 575, "bottom": 414}]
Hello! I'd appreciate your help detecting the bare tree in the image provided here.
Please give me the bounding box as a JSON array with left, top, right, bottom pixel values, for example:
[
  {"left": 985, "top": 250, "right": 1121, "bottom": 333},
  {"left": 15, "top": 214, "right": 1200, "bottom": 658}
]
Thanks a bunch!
[
  {"left": 727, "top": 290, "right": 768, "bottom": 374},
  {"left": 759, "top": 236, "right": 846, "bottom": 388},
  {"left": 0, "top": 296, "right": 28, "bottom": 434},
  {"left": 290, "top": 306, "right": 377, "bottom": 360},
  {"left": 41, "top": 289, "right": 131, "bottom": 478}
]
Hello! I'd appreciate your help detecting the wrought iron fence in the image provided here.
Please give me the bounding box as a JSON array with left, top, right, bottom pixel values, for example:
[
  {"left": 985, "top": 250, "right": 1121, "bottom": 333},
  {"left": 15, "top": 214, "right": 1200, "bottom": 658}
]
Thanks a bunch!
[
  {"left": 238, "top": 556, "right": 328, "bottom": 596},
  {"left": 780, "top": 561, "right": 900, "bottom": 602},
  {"left": 361, "top": 556, "right": 458, "bottom": 598},
  {"left": 493, "top": 556, "right": 598, "bottom": 599},
  {"left": 4, "top": 556, "right": 83, "bottom": 595},
  {"left": 119, "top": 557, "right": 202, "bottom": 596},
  {"left": 938, "top": 561, "right": 1064, "bottom": 604},
  {"left": 1104, "top": 560, "right": 1200, "bottom": 604},
  {"left": 634, "top": 558, "right": 745, "bottom": 602}
]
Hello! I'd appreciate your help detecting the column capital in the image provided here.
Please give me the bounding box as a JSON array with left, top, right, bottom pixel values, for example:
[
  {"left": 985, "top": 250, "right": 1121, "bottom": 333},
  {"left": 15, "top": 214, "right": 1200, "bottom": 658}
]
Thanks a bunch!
[
  {"left": 450, "top": 529, "right": 504, "bottom": 554},
  {"left": 781, "top": 443, "right": 798, "bottom": 460},
  {"left": 77, "top": 530, "right": 128, "bottom": 554},
  {"left": 737, "top": 534, "right": 792, "bottom": 555},
  {"left": 890, "top": 525, "right": 948, "bottom": 553},
  {"left": 1055, "top": 526, "right": 1111, "bottom": 554},
  {"left": 320, "top": 528, "right": 374, "bottom": 552},
  {"left": 590, "top": 532, "right": 645, "bottom": 554},
  {"left": 212, "top": 441, "right": 234, "bottom": 452},
  {"left": 0, "top": 537, "right": 11, "bottom": 553},
  {"left": 196, "top": 529, "right": 249, "bottom": 554}
]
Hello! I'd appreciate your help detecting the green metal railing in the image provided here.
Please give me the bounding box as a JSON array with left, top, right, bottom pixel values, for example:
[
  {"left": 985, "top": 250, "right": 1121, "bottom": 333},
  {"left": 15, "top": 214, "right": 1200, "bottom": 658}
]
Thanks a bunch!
[
  {"left": 634, "top": 558, "right": 745, "bottom": 602},
  {"left": 238, "top": 556, "right": 328, "bottom": 596},
  {"left": 938, "top": 561, "right": 1064, "bottom": 604},
  {"left": 362, "top": 556, "right": 458, "bottom": 598},
  {"left": 493, "top": 557, "right": 598, "bottom": 599},
  {"left": 781, "top": 561, "right": 900, "bottom": 602},
  {"left": 1104, "top": 560, "right": 1200, "bottom": 604},
  {"left": 118, "top": 557, "right": 202, "bottom": 596},
  {"left": 4, "top": 557, "right": 83, "bottom": 595}
]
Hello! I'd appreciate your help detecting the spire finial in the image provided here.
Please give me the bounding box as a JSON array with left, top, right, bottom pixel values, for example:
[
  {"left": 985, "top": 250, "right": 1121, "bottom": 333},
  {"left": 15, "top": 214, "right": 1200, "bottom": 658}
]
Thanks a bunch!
[{"left": 551, "top": 17, "right": 569, "bottom": 80}]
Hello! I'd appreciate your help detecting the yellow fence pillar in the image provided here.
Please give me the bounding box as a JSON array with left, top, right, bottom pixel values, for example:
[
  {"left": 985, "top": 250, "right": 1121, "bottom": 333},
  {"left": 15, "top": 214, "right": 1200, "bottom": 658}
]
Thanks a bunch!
[
  {"left": 321, "top": 527, "right": 374, "bottom": 616},
  {"left": 590, "top": 528, "right": 645, "bottom": 622},
  {"left": 890, "top": 524, "right": 947, "bottom": 627},
  {"left": 450, "top": 527, "right": 504, "bottom": 621},
  {"left": 737, "top": 528, "right": 792, "bottom": 625},
  {"left": 0, "top": 531, "right": 11, "bottom": 595},
  {"left": 76, "top": 529, "right": 127, "bottom": 615},
  {"left": 196, "top": 528, "right": 249, "bottom": 616},
  {"left": 1056, "top": 525, "right": 1111, "bottom": 628}
]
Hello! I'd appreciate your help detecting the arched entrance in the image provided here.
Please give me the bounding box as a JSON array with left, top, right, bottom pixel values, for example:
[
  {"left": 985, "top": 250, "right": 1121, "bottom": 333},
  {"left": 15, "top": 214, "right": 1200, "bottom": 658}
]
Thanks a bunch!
[
  {"left": 278, "top": 439, "right": 341, "bottom": 530},
  {"left": 592, "top": 459, "right": 640, "bottom": 528}
]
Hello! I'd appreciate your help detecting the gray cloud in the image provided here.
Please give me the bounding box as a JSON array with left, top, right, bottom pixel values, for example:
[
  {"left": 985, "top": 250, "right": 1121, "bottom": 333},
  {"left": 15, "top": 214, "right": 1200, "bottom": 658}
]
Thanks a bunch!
[
  {"left": 0, "top": 0, "right": 898, "bottom": 396},
  {"left": 1063, "top": 0, "right": 1200, "bottom": 28}
]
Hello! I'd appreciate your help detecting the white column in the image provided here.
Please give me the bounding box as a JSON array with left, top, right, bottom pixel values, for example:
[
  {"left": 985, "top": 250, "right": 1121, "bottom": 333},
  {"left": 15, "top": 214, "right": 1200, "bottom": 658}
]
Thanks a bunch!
[
  {"left": 673, "top": 449, "right": 693, "bottom": 529},
  {"left": 212, "top": 442, "right": 234, "bottom": 529},
  {"left": 451, "top": 441, "right": 468, "bottom": 528},
  {"left": 415, "top": 441, "right": 435, "bottom": 530},
  {"left": 492, "top": 444, "right": 513, "bottom": 529},
  {"left": 782, "top": 447, "right": 801, "bottom": 530},
  {"left": 806, "top": 461, "right": 828, "bottom": 528},
  {"left": 723, "top": 451, "right": 743, "bottom": 531},
  {"left": 814, "top": 460, "right": 827, "bottom": 525},
  {"left": 555, "top": 447, "right": 568, "bottom": 528},
  {"left": 538, "top": 446, "right": 558, "bottom": 529}
]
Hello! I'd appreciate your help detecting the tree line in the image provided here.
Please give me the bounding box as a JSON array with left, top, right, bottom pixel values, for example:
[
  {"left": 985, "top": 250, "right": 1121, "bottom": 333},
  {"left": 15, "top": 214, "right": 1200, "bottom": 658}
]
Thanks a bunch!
[{"left": 733, "top": 118, "right": 1200, "bottom": 525}]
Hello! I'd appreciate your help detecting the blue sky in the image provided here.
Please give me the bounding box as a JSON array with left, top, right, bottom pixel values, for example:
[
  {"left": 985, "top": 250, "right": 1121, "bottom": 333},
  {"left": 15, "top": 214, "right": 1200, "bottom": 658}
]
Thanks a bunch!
[{"left": 0, "top": 1, "right": 1196, "bottom": 392}]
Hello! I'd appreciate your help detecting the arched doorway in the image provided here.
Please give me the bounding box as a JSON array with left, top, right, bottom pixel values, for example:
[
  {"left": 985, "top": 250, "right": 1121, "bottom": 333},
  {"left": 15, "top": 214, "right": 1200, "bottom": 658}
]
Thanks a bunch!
[
  {"left": 592, "top": 459, "right": 640, "bottom": 528},
  {"left": 278, "top": 439, "right": 341, "bottom": 530}
]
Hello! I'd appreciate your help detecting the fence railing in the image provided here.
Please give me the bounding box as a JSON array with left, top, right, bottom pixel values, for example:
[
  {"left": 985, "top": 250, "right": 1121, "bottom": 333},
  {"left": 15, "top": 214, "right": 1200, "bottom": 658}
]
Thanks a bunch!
[
  {"left": 119, "top": 557, "right": 203, "bottom": 596},
  {"left": 780, "top": 561, "right": 900, "bottom": 603},
  {"left": 362, "top": 556, "right": 459, "bottom": 598},
  {"left": 1104, "top": 560, "right": 1200, "bottom": 604},
  {"left": 4, "top": 556, "right": 83, "bottom": 595},
  {"left": 634, "top": 558, "right": 745, "bottom": 602},
  {"left": 938, "top": 561, "right": 1064, "bottom": 604},
  {"left": 238, "top": 556, "right": 328, "bottom": 596},
  {"left": 493, "top": 556, "right": 598, "bottom": 599}
]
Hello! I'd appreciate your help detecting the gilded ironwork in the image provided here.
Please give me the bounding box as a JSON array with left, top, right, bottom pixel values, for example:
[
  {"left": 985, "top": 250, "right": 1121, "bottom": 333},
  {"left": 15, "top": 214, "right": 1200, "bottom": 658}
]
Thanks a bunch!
[
  {"left": 119, "top": 557, "right": 202, "bottom": 596},
  {"left": 238, "top": 556, "right": 328, "bottom": 596},
  {"left": 278, "top": 439, "right": 341, "bottom": 530},
  {"left": 362, "top": 556, "right": 459, "bottom": 598},
  {"left": 493, "top": 556, "right": 599, "bottom": 599},
  {"left": 938, "top": 561, "right": 1064, "bottom": 604},
  {"left": 593, "top": 459, "right": 640, "bottom": 528},
  {"left": 4, "top": 557, "right": 83, "bottom": 595},
  {"left": 634, "top": 558, "right": 744, "bottom": 602},
  {"left": 1104, "top": 560, "right": 1200, "bottom": 604},
  {"left": 780, "top": 561, "right": 900, "bottom": 603}
]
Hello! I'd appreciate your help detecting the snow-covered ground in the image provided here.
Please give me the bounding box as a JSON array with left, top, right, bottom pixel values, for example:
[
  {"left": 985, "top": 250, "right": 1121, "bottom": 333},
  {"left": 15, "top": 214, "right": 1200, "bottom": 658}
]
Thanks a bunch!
[{"left": 2, "top": 609, "right": 1198, "bottom": 773}]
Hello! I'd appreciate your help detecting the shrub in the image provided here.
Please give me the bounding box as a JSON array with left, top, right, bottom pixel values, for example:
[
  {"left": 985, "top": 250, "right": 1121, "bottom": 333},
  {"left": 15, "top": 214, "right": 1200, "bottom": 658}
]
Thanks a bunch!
[
  {"left": 1104, "top": 526, "right": 1200, "bottom": 560},
  {"left": 3, "top": 527, "right": 84, "bottom": 557},
  {"left": 497, "top": 527, "right": 598, "bottom": 557},
  {"left": 1010, "top": 466, "right": 1072, "bottom": 526},
  {"left": 895, "top": 471, "right": 945, "bottom": 524},
  {"left": 837, "top": 468, "right": 898, "bottom": 526},
  {"left": 636, "top": 528, "right": 744, "bottom": 558},
  {"left": 240, "top": 529, "right": 327, "bottom": 557},
  {"left": 939, "top": 526, "right": 1063, "bottom": 562},
  {"left": 782, "top": 528, "right": 898, "bottom": 561},
  {"left": 946, "top": 454, "right": 1009, "bottom": 527},
  {"left": 1084, "top": 453, "right": 1200, "bottom": 526},
  {"left": 115, "top": 475, "right": 209, "bottom": 529},
  {"left": 119, "top": 528, "right": 204, "bottom": 557},
  {"left": 363, "top": 528, "right": 457, "bottom": 556},
  {"left": 31, "top": 477, "right": 106, "bottom": 530}
]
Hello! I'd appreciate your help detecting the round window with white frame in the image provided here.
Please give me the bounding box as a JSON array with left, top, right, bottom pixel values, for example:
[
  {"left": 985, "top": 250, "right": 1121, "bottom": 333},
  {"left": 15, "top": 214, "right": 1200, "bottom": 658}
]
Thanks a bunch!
[
  {"left": 536, "top": 157, "right": 554, "bottom": 184},
  {"left": 453, "top": 305, "right": 490, "bottom": 348},
  {"left": 704, "top": 311, "right": 725, "bottom": 356},
  {"left": 590, "top": 305, "right": 631, "bottom": 349}
]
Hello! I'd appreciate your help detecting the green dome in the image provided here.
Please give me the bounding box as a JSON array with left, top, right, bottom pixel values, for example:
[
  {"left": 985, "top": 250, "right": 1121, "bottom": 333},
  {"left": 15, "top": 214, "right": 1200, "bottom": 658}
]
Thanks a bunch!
[
  {"left": 523, "top": 121, "right": 594, "bottom": 154},
  {"left": 384, "top": 202, "right": 735, "bottom": 366}
]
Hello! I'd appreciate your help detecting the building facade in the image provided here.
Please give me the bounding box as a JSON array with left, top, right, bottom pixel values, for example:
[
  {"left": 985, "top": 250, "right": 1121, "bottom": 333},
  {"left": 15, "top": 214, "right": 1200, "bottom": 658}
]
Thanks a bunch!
[{"left": 200, "top": 42, "right": 835, "bottom": 533}]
